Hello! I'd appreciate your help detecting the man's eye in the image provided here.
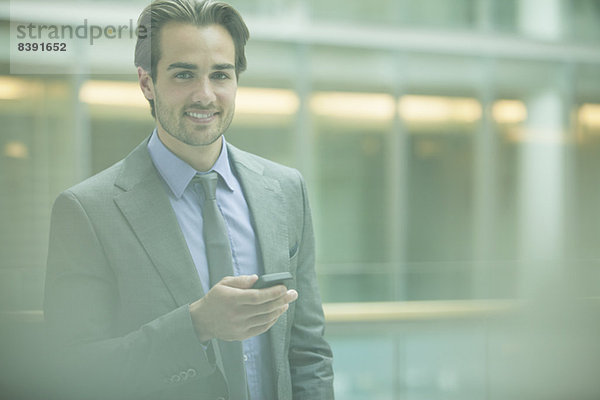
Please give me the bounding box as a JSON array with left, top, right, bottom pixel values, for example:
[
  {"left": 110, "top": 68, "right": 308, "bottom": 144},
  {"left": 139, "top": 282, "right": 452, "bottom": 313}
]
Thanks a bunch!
[
  {"left": 175, "top": 71, "right": 193, "bottom": 79},
  {"left": 212, "top": 72, "right": 230, "bottom": 80}
]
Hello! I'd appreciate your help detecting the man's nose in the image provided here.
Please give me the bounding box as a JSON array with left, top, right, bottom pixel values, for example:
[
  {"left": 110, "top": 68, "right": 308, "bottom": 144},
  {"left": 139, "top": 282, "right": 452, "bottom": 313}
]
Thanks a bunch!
[{"left": 191, "top": 77, "right": 217, "bottom": 105}]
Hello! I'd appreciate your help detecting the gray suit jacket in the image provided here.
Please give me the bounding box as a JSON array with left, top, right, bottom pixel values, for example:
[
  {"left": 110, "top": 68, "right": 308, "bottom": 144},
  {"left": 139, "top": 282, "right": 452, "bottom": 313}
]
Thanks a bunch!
[{"left": 44, "top": 138, "right": 334, "bottom": 400}]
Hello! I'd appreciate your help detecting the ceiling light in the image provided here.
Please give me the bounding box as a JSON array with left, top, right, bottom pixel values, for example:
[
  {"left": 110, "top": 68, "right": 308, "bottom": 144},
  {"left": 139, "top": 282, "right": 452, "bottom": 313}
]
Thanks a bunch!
[
  {"left": 399, "top": 95, "right": 481, "bottom": 123},
  {"left": 579, "top": 104, "right": 600, "bottom": 128},
  {"left": 310, "top": 92, "right": 395, "bottom": 120},
  {"left": 4, "top": 141, "right": 29, "bottom": 159},
  {"left": 79, "top": 80, "right": 147, "bottom": 107},
  {"left": 493, "top": 100, "right": 527, "bottom": 124},
  {"left": 0, "top": 77, "right": 32, "bottom": 99},
  {"left": 236, "top": 87, "right": 299, "bottom": 115}
]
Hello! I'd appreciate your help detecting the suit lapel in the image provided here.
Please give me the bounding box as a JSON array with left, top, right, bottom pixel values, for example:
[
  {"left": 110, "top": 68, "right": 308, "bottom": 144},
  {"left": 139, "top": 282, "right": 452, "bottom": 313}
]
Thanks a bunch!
[
  {"left": 227, "top": 144, "right": 290, "bottom": 277},
  {"left": 227, "top": 144, "right": 290, "bottom": 381},
  {"left": 113, "top": 140, "right": 205, "bottom": 307}
]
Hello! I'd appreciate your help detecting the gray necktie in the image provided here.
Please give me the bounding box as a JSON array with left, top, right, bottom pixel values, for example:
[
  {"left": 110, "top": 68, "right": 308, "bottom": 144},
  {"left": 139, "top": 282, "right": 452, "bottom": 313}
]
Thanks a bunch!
[{"left": 194, "top": 172, "right": 248, "bottom": 400}]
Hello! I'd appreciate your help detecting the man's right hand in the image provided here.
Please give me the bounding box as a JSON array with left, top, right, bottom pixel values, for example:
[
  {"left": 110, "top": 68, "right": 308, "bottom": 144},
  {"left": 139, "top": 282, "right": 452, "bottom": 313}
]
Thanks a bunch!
[{"left": 189, "top": 274, "right": 298, "bottom": 342}]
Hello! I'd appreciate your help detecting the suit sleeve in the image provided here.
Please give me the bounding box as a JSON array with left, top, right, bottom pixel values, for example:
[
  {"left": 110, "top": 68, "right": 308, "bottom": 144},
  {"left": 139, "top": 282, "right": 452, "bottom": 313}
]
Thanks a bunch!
[
  {"left": 44, "top": 191, "right": 220, "bottom": 400},
  {"left": 288, "top": 171, "right": 335, "bottom": 400}
]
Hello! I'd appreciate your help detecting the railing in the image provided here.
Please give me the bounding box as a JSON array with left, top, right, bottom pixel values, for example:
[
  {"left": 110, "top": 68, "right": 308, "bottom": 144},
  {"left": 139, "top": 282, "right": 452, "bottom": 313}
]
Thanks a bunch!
[
  {"left": 323, "top": 299, "right": 515, "bottom": 323},
  {"left": 0, "top": 299, "right": 517, "bottom": 325}
]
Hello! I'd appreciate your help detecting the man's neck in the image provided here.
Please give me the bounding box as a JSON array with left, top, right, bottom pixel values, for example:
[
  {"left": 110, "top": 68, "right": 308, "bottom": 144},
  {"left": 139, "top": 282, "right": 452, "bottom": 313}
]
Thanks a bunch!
[{"left": 156, "top": 129, "right": 222, "bottom": 172}]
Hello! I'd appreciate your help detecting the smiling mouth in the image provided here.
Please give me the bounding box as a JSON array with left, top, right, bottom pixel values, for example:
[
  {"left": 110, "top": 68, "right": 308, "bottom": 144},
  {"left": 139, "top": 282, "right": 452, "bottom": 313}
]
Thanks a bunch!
[{"left": 185, "top": 111, "right": 218, "bottom": 120}]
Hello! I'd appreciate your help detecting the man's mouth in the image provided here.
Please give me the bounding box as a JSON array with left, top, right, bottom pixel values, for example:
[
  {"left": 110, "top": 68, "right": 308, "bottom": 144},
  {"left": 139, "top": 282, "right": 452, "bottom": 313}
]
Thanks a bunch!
[{"left": 185, "top": 111, "right": 218, "bottom": 120}]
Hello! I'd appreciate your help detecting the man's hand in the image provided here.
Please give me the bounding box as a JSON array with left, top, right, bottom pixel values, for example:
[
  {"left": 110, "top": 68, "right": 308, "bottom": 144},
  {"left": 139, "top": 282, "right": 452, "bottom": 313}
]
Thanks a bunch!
[{"left": 189, "top": 275, "right": 298, "bottom": 342}]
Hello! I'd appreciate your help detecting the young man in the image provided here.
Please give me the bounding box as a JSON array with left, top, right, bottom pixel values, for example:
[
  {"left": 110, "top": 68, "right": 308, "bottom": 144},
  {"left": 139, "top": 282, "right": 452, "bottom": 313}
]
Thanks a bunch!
[{"left": 44, "top": 1, "right": 334, "bottom": 399}]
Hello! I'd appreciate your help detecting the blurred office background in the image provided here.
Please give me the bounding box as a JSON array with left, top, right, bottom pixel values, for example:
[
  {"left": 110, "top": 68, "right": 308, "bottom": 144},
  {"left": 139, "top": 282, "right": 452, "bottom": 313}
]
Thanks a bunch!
[{"left": 1, "top": 0, "right": 600, "bottom": 398}]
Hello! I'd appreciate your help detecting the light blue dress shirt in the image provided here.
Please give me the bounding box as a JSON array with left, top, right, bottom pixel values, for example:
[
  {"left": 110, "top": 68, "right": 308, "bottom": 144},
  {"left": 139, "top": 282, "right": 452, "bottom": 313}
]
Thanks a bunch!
[{"left": 147, "top": 130, "right": 275, "bottom": 400}]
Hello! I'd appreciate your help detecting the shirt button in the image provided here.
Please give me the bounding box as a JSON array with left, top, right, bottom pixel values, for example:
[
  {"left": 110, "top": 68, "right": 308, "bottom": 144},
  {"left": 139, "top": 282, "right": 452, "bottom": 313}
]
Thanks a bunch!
[{"left": 243, "top": 354, "right": 248, "bottom": 362}]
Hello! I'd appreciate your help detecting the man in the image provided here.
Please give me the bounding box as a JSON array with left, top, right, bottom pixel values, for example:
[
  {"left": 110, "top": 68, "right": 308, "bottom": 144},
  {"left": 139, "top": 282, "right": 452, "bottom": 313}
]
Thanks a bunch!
[{"left": 43, "top": 0, "right": 334, "bottom": 399}]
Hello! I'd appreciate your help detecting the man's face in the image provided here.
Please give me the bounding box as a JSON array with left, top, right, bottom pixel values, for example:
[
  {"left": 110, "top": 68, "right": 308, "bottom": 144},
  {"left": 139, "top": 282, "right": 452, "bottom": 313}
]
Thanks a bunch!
[{"left": 144, "top": 23, "right": 237, "bottom": 148}]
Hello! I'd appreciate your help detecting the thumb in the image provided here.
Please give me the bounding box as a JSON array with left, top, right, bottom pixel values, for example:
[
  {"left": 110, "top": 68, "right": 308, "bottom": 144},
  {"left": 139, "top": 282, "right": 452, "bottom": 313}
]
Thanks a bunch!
[{"left": 219, "top": 274, "right": 259, "bottom": 289}]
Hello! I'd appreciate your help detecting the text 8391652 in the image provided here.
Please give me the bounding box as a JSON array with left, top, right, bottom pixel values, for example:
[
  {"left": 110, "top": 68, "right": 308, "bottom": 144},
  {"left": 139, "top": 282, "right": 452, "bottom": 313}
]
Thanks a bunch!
[{"left": 17, "top": 42, "right": 67, "bottom": 52}]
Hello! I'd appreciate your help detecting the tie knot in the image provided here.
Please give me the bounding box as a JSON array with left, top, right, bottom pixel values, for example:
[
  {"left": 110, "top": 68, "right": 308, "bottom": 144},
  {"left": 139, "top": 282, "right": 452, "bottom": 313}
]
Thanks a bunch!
[{"left": 193, "top": 171, "right": 218, "bottom": 200}]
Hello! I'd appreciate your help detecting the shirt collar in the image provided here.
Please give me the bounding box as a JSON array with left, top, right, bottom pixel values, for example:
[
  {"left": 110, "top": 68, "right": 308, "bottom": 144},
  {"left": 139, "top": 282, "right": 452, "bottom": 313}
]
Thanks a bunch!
[{"left": 147, "top": 129, "right": 235, "bottom": 198}]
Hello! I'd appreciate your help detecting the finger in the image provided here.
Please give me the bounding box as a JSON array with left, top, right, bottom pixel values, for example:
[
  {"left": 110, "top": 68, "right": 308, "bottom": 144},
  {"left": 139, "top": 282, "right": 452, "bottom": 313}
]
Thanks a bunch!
[
  {"left": 237, "top": 289, "right": 297, "bottom": 322},
  {"left": 247, "top": 322, "right": 279, "bottom": 338},
  {"left": 247, "top": 303, "right": 289, "bottom": 328},
  {"left": 252, "top": 285, "right": 299, "bottom": 305},
  {"left": 232, "top": 284, "right": 287, "bottom": 306},
  {"left": 286, "top": 289, "right": 298, "bottom": 303},
  {"left": 245, "top": 315, "right": 282, "bottom": 338},
  {"left": 244, "top": 289, "right": 298, "bottom": 321},
  {"left": 256, "top": 288, "right": 298, "bottom": 307},
  {"left": 223, "top": 305, "right": 285, "bottom": 341},
  {"left": 219, "top": 274, "right": 258, "bottom": 289}
]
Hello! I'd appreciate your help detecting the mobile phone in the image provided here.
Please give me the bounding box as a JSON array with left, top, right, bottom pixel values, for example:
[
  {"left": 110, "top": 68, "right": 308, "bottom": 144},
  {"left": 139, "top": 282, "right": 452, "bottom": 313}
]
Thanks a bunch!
[{"left": 252, "top": 272, "right": 293, "bottom": 289}]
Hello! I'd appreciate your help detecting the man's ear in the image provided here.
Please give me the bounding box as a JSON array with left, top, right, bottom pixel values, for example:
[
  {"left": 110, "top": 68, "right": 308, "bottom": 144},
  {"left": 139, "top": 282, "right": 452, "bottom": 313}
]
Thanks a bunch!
[{"left": 137, "top": 67, "right": 155, "bottom": 100}]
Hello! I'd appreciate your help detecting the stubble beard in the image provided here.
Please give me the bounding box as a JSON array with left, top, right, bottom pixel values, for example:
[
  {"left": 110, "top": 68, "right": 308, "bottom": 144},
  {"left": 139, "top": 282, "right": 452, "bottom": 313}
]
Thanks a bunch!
[{"left": 154, "top": 92, "right": 235, "bottom": 147}]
